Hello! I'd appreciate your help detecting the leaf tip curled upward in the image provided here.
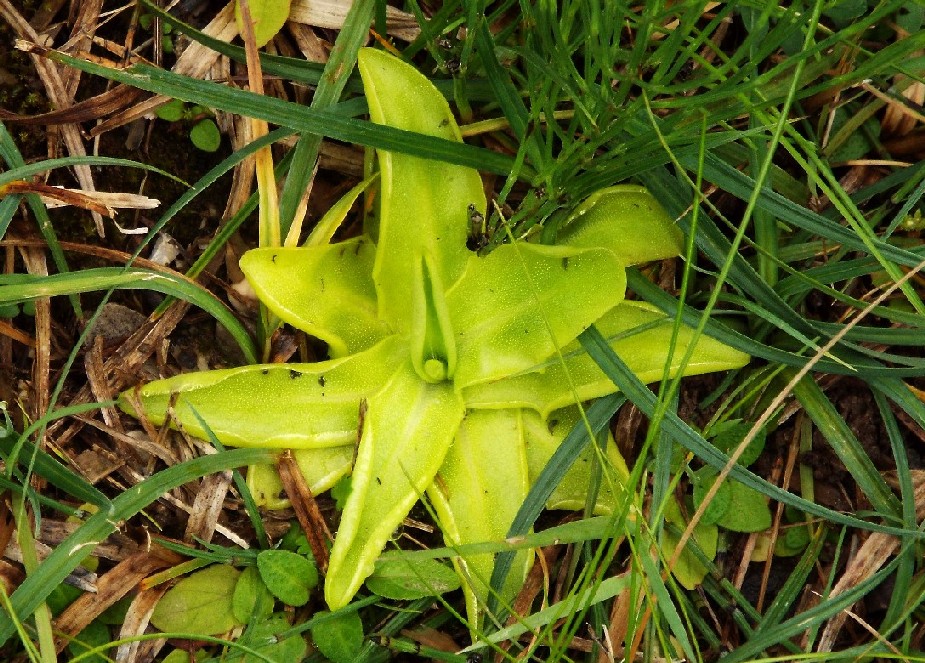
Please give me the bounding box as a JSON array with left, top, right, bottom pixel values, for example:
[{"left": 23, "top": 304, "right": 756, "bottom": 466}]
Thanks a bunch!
[{"left": 411, "top": 253, "right": 456, "bottom": 384}]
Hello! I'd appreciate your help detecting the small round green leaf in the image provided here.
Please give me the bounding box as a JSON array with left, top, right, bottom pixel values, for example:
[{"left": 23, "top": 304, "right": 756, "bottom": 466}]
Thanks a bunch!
[
  {"left": 715, "top": 480, "right": 773, "bottom": 533},
  {"left": 257, "top": 549, "right": 318, "bottom": 607},
  {"left": 189, "top": 119, "right": 221, "bottom": 152},
  {"left": 310, "top": 610, "right": 364, "bottom": 663},
  {"left": 155, "top": 99, "right": 185, "bottom": 122},
  {"left": 234, "top": 0, "right": 292, "bottom": 47},
  {"left": 691, "top": 468, "right": 731, "bottom": 526},
  {"left": 232, "top": 566, "right": 275, "bottom": 622},
  {"left": 775, "top": 524, "right": 812, "bottom": 556},
  {"left": 709, "top": 419, "right": 766, "bottom": 468},
  {"left": 68, "top": 619, "right": 110, "bottom": 663},
  {"left": 229, "top": 614, "right": 307, "bottom": 663},
  {"left": 366, "top": 557, "right": 461, "bottom": 600},
  {"left": 151, "top": 564, "right": 243, "bottom": 636}
]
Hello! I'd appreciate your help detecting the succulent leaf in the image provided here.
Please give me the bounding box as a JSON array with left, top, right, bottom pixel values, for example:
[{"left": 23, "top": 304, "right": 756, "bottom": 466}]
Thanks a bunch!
[
  {"left": 427, "top": 409, "right": 532, "bottom": 629},
  {"left": 240, "top": 237, "right": 389, "bottom": 357},
  {"left": 357, "top": 48, "right": 486, "bottom": 330},
  {"left": 324, "top": 360, "right": 465, "bottom": 610}
]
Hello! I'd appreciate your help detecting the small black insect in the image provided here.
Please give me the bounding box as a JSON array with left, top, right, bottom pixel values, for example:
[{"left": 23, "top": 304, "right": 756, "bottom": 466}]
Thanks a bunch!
[
  {"left": 466, "top": 203, "right": 489, "bottom": 252},
  {"left": 318, "top": 375, "right": 326, "bottom": 387},
  {"left": 444, "top": 57, "right": 462, "bottom": 75},
  {"left": 289, "top": 369, "right": 302, "bottom": 379}
]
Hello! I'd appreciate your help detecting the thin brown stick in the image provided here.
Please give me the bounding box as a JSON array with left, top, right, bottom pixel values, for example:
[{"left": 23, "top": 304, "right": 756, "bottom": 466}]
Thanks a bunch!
[{"left": 278, "top": 451, "right": 332, "bottom": 573}]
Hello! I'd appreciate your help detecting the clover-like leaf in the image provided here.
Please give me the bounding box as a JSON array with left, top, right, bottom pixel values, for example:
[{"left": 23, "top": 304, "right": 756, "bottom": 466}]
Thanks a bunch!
[
  {"left": 257, "top": 549, "right": 319, "bottom": 607},
  {"left": 151, "top": 565, "right": 243, "bottom": 636},
  {"left": 693, "top": 470, "right": 772, "bottom": 533},
  {"left": 310, "top": 610, "right": 364, "bottom": 663},
  {"left": 232, "top": 566, "right": 274, "bottom": 623}
]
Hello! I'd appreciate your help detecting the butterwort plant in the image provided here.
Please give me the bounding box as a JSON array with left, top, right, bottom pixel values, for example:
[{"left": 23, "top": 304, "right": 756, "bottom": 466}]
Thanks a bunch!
[{"left": 119, "top": 48, "right": 749, "bottom": 628}]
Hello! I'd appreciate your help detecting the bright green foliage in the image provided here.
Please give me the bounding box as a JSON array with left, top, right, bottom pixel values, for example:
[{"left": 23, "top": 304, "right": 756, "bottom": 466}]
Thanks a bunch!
[
  {"left": 660, "top": 498, "right": 718, "bottom": 591},
  {"left": 234, "top": 0, "right": 291, "bottom": 47},
  {"left": 189, "top": 119, "right": 221, "bottom": 152},
  {"left": 366, "top": 557, "right": 462, "bottom": 600},
  {"left": 120, "top": 48, "right": 749, "bottom": 626},
  {"left": 323, "top": 360, "right": 464, "bottom": 608},
  {"left": 428, "top": 409, "right": 531, "bottom": 623},
  {"left": 232, "top": 566, "right": 274, "bottom": 622},
  {"left": 555, "top": 184, "right": 684, "bottom": 264},
  {"left": 256, "top": 549, "right": 318, "bottom": 607},
  {"left": 523, "top": 407, "right": 628, "bottom": 513},
  {"left": 692, "top": 422, "right": 772, "bottom": 533},
  {"left": 150, "top": 564, "right": 243, "bottom": 635},
  {"left": 310, "top": 611, "right": 364, "bottom": 663},
  {"left": 230, "top": 614, "right": 308, "bottom": 663}
]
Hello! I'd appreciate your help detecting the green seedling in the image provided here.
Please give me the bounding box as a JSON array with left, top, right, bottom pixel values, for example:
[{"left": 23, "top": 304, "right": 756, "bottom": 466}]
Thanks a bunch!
[
  {"left": 138, "top": 11, "right": 175, "bottom": 53},
  {"left": 155, "top": 100, "right": 222, "bottom": 152},
  {"left": 150, "top": 554, "right": 314, "bottom": 656},
  {"left": 120, "top": 48, "right": 749, "bottom": 629},
  {"left": 662, "top": 419, "right": 774, "bottom": 589},
  {"left": 693, "top": 420, "right": 772, "bottom": 533}
]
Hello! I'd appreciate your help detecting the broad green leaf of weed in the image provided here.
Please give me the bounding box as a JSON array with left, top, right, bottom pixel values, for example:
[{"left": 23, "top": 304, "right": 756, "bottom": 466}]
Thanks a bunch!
[
  {"left": 719, "top": 482, "right": 771, "bottom": 534},
  {"left": 708, "top": 419, "right": 766, "bottom": 468},
  {"left": 310, "top": 610, "right": 364, "bottom": 663},
  {"left": 234, "top": 0, "right": 291, "bottom": 47},
  {"left": 228, "top": 614, "right": 307, "bottom": 663},
  {"left": 150, "top": 564, "right": 242, "bottom": 635},
  {"left": 232, "top": 566, "right": 274, "bottom": 623},
  {"left": 691, "top": 468, "right": 732, "bottom": 526},
  {"left": 46, "top": 584, "right": 82, "bottom": 616},
  {"left": 776, "top": 524, "right": 812, "bottom": 556},
  {"left": 162, "top": 649, "right": 207, "bottom": 663},
  {"left": 256, "top": 549, "right": 318, "bottom": 606},
  {"left": 693, "top": 465, "right": 772, "bottom": 534},
  {"left": 155, "top": 99, "right": 185, "bottom": 121},
  {"left": 366, "top": 557, "right": 461, "bottom": 600},
  {"left": 190, "top": 119, "right": 222, "bottom": 152},
  {"left": 67, "top": 619, "right": 110, "bottom": 663},
  {"left": 279, "top": 521, "right": 313, "bottom": 556},
  {"left": 660, "top": 498, "right": 717, "bottom": 591}
]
